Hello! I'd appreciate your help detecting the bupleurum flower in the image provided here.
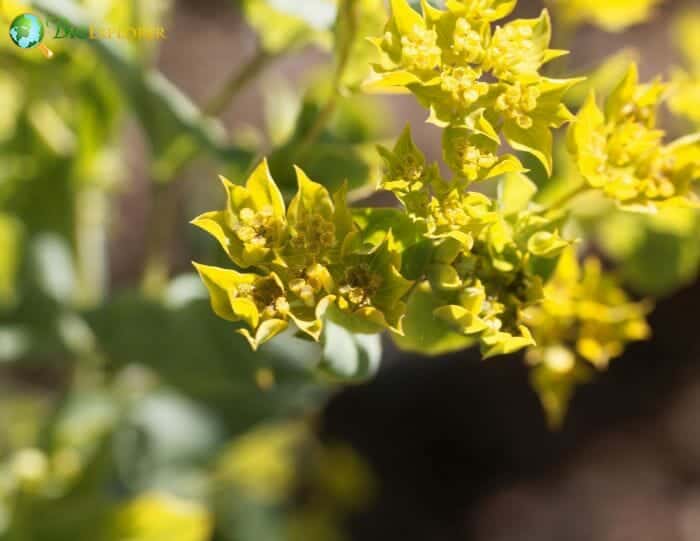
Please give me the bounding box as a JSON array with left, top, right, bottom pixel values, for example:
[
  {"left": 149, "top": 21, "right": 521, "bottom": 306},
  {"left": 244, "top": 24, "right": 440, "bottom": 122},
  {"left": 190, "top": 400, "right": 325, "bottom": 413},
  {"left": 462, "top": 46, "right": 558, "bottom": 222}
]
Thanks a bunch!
[
  {"left": 193, "top": 163, "right": 358, "bottom": 348},
  {"left": 191, "top": 159, "right": 287, "bottom": 269},
  {"left": 442, "top": 127, "right": 523, "bottom": 184},
  {"left": 377, "top": 125, "right": 440, "bottom": 220},
  {"left": 368, "top": 1, "right": 579, "bottom": 175},
  {"left": 521, "top": 247, "right": 652, "bottom": 425},
  {"left": 451, "top": 17, "right": 486, "bottom": 62},
  {"left": 495, "top": 81, "right": 540, "bottom": 129},
  {"left": 568, "top": 64, "right": 700, "bottom": 211},
  {"left": 328, "top": 232, "right": 414, "bottom": 335},
  {"left": 400, "top": 25, "right": 441, "bottom": 73},
  {"left": 429, "top": 208, "right": 569, "bottom": 358},
  {"left": 445, "top": 0, "right": 517, "bottom": 22},
  {"left": 193, "top": 264, "right": 293, "bottom": 350},
  {"left": 193, "top": 162, "right": 420, "bottom": 348}
]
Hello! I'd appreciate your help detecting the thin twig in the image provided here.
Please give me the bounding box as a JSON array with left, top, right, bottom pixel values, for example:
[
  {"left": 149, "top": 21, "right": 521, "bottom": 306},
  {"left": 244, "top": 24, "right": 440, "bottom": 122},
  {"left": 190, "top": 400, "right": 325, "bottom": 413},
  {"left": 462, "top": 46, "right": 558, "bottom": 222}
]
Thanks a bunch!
[
  {"left": 204, "top": 49, "right": 272, "bottom": 116},
  {"left": 296, "top": 1, "right": 358, "bottom": 156}
]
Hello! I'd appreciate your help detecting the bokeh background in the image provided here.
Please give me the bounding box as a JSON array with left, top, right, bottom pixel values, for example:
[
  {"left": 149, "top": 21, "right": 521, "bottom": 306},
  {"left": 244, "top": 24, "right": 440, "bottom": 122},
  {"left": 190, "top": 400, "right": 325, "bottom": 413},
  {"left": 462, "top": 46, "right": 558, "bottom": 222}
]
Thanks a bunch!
[{"left": 1, "top": 0, "right": 700, "bottom": 539}]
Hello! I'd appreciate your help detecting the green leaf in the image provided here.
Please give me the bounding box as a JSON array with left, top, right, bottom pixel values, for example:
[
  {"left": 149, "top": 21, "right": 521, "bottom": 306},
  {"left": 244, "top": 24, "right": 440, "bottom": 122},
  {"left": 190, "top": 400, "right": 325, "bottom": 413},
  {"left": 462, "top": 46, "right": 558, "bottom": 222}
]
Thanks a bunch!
[
  {"left": 267, "top": 89, "right": 386, "bottom": 196},
  {"left": 390, "top": 0, "right": 425, "bottom": 35},
  {"left": 400, "top": 239, "right": 434, "bottom": 280},
  {"left": 0, "top": 214, "right": 22, "bottom": 307},
  {"left": 317, "top": 320, "right": 382, "bottom": 382},
  {"left": 504, "top": 120, "right": 553, "bottom": 176},
  {"left": 527, "top": 231, "right": 569, "bottom": 258},
  {"left": 497, "top": 173, "right": 538, "bottom": 215},
  {"left": 604, "top": 211, "right": 700, "bottom": 296},
  {"left": 427, "top": 264, "right": 461, "bottom": 291},
  {"left": 86, "top": 291, "right": 324, "bottom": 433},
  {"left": 391, "top": 284, "right": 474, "bottom": 356},
  {"left": 352, "top": 208, "right": 421, "bottom": 251},
  {"left": 605, "top": 63, "right": 638, "bottom": 120}
]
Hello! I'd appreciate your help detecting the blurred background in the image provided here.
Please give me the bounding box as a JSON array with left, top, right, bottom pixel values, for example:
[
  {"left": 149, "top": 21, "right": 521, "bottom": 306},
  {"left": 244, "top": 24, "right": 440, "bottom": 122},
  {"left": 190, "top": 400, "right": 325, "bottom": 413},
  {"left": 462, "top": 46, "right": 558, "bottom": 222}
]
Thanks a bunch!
[{"left": 1, "top": 0, "right": 700, "bottom": 539}]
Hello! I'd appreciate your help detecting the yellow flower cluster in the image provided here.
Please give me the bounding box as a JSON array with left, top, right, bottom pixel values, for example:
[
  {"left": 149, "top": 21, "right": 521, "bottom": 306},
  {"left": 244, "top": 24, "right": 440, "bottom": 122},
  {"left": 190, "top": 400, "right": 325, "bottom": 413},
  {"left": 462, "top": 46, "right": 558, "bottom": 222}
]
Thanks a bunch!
[
  {"left": 192, "top": 161, "right": 413, "bottom": 349},
  {"left": 191, "top": 0, "right": 656, "bottom": 402},
  {"left": 568, "top": 64, "right": 700, "bottom": 212},
  {"left": 369, "top": 0, "right": 580, "bottom": 179},
  {"left": 522, "top": 248, "right": 651, "bottom": 426}
]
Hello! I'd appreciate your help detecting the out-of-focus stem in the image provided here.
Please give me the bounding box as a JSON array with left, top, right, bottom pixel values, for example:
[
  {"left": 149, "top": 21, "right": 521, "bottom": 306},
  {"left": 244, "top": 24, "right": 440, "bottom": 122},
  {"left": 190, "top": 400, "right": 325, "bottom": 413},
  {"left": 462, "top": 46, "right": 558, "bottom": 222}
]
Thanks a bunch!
[
  {"left": 296, "top": 0, "right": 358, "bottom": 156},
  {"left": 545, "top": 184, "right": 589, "bottom": 214},
  {"left": 204, "top": 49, "right": 272, "bottom": 116},
  {"left": 141, "top": 49, "right": 269, "bottom": 296},
  {"left": 141, "top": 182, "right": 180, "bottom": 297},
  {"left": 74, "top": 186, "right": 108, "bottom": 308}
]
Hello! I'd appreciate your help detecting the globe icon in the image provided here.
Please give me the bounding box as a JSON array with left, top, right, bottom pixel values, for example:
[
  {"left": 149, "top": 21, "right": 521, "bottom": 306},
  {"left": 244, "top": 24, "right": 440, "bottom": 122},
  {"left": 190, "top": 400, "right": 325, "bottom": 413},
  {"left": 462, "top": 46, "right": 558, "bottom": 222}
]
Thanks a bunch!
[{"left": 9, "top": 13, "right": 44, "bottom": 50}]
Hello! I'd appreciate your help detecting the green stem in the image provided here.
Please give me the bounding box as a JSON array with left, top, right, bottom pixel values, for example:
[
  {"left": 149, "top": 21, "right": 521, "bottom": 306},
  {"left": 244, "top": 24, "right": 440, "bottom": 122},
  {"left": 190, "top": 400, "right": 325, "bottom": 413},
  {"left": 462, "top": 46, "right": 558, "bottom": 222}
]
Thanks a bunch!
[
  {"left": 141, "top": 50, "right": 270, "bottom": 296},
  {"left": 74, "top": 186, "right": 108, "bottom": 308},
  {"left": 141, "top": 182, "right": 180, "bottom": 297},
  {"left": 545, "top": 184, "right": 589, "bottom": 214},
  {"left": 296, "top": 97, "right": 339, "bottom": 155},
  {"left": 204, "top": 49, "right": 272, "bottom": 116},
  {"left": 296, "top": 1, "right": 358, "bottom": 156}
]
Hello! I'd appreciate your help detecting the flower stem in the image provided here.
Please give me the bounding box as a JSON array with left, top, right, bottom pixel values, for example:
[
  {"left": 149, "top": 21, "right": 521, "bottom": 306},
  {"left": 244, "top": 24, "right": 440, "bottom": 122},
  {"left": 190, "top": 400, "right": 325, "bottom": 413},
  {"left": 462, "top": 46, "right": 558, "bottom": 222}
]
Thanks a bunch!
[
  {"left": 141, "top": 182, "right": 180, "bottom": 297},
  {"left": 74, "top": 186, "right": 108, "bottom": 308},
  {"left": 545, "top": 184, "right": 589, "bottom": 214},
  {"left": 296, "top": 1, "right": 358, "bottom": 156},
  {"left": 204, "top": 48, "right": 272, "bottom": 116},
  {"left": 141, "top": 49, "right": 270, "bottom": 297}
]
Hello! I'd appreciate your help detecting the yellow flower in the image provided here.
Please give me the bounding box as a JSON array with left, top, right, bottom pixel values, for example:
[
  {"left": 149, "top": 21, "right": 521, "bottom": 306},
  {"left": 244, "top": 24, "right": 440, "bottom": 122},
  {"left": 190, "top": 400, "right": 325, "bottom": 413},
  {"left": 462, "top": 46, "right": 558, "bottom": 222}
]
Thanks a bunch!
[
  {"left": 191, "top": 159, "right": 287, "bottom": 269},
  {"left": 522, "top": 247, "right": 652, "bottom": 371},
  {"left": 546, "top": 0, "right": 661, "bottom": 32},
  {"left": 568, "top": 65, "right": 700, "bottom": 211},
  {"left": 192, "top": 166, "right": 356, "bottom": 348},
  {"left": 329, "top": 233, "right": 414, "bottom": 335},
  {"left": 522, "top": 247, "right": 651, "bottom": 426},
  {"left": 193, "top": 263, "right": 292, "bottom": 350}
]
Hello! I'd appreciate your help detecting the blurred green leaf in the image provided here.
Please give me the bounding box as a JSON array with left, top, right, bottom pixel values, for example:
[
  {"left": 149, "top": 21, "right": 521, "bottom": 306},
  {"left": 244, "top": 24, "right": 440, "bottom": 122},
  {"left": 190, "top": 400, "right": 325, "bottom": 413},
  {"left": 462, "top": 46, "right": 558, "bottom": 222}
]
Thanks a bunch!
[
  {"left": 594, "top": 208, "right": 700, "bottom": 296},
  {"left": 352, "top": 207, "right": 420, "bottom": 250},
  {"left": 31, "top": 234, "right": 76, "bottom": 304},
  {"left": 113, "top": 391, "right": 224, "bottom": 495},
  {"left": 242, "top": 0, "right": 336, "bottom": 53},
  {"left": 86, "top": 292, "right": 324, "bottom": 433},
  {"left": 0, "top": 213, "right": 22, "bottom": 307},
  {"left": 31, "top": 0, "right": 254, "bottom": 180},
  {"left": 498, "top": 172, "right": 538, "bottom": 216},
  {"left": 267, "top": 83, "right": 387, "bottom": 197}
]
